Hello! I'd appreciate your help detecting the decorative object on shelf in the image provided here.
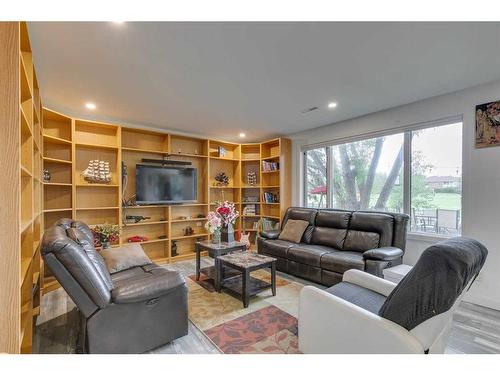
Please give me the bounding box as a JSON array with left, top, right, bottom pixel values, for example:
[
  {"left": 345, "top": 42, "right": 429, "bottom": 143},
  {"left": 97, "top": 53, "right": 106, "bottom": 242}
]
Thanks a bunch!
[
  {"left": 43, "top": 168, "right": 51, "bottom": 182},
  {"left": 246, "top": 171, "right": 257, "bottom": 186},
  {"left": 196, "top": 213, "right": 205, "bottom": 219},
  {"left": 243, "top": 195, "right": 259, "bottom": 203},
  {"left": 171, "top": 240, "right": 178, "bottom": 257},
  {"left": 125, "top": 215, "right": 151, "bottom": 224},
  {"left": 82, "top": 160, "right": 112, "bottom": 183},
  {"left": 158, "top": 235, "right": 167, "bottom": 239},
  {"left": 205, "top": 211, "right": 222, "bottom": 244},
  {"left": 214, "top": 172, "right": 230, "bottom": 187},
  {"left": 217, "top": 146, "right": 226, "bottom": 157},
  {"left": 476, "top": 100, "right": 500, "bottom": 148},
  {"left": 243, "top": 204, "right": 257, "bottom": 216},
  {"left": 216, "top": 201, "right": 239, "bottom": 243},
  {"left": 127, "top": 235, "right": 149, "bottom": 243},
  {"left": 183, "top": 226, "right": 194, "bottom": 236},
  {"left": 91, "top": 224, "right": 120, "bottom": 249}
]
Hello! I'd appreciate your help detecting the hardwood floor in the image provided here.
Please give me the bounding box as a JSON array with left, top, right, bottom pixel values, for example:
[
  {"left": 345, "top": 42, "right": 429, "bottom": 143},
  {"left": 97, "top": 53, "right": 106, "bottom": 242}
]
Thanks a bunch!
[{"left": 34, "top": 258, "right": 500, "bottom": 354}]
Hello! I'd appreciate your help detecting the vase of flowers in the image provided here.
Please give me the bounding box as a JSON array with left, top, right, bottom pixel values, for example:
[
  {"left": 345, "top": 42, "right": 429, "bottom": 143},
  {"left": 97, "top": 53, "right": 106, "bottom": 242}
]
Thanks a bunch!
[
  {"left": 205, "top": 211, "right": 222, "bottom": 244},
  {"left": 216, "top": 201, "right": 239, "bottom": 243},
  {"left": 91, "top": 224, "right": 120, "bottom": 249}
]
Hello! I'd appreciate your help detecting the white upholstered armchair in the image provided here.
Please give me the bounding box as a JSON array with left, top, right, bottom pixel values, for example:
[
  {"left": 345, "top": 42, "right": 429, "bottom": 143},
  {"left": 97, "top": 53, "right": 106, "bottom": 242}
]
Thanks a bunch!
[{"left": 298, "top": 237, "right": 488, "bottom": 354}]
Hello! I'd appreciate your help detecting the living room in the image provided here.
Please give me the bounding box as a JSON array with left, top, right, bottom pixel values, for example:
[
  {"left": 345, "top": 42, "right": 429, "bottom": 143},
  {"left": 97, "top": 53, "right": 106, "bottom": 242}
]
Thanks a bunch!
[{"left": 2, "top": 1, "right": 500, "bottom": 372}]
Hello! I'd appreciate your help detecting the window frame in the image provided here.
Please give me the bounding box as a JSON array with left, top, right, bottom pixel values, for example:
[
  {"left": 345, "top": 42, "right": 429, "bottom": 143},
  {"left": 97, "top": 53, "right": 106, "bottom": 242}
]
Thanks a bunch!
[{"left": 301, "top": 115, "right": 463, "bottom": 238}]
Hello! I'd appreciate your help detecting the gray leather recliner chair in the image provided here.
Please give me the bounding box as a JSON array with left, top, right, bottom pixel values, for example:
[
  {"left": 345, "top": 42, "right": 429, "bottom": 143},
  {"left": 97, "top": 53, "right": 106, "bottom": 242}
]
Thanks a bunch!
[{"left": 41, "top": 219, "right": 188, "bottom": 353}]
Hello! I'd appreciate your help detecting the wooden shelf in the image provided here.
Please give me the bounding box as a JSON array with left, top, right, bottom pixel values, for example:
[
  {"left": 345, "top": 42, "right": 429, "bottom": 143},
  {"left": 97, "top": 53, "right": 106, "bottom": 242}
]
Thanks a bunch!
[
  {"left": 122, "top": 146, "right": 168, "bottom": 155},
  {"left": 171, "top": 234, "right": 209, "bottom": 240},
  {"left": 20, "top": 165, "right": 32, "bottom": 177},
  {"left": 43, "top": 182, "right": 72, "bottom": 186},
  {"left": 209, "top": 156, "right": 240, "bottom": 161},
  {"left": 170, "top": 218, "right": 207, "bottom": 223},
  {"left": 76, "top": 206, "right": 119, "bottom": 211},
  {"left": 43, "top": 134, "right": 72, "bottom": 145},
  {"left": 75, "top": 142, "right": 118, "bottom": 150},
  {"left": 20, "top": 220, "right": 32, "bottom": 233},
  {"left": 127, "top": 238, "right": 169, "bottom": 245},
  {"left": 20, "top": 258, "right": 32, "bottom": 284},
  {"left": 43, "top": 208, "right": 72, "bottom": 213},
  {"left": 262, "top": 170, "right": 280, "bottom": 174},
  {"left": 43, "top": 156, "right": 72, "bottom": 164},
  {"left": 76, "top": 183, "right": 119, "bottom": 187},
  {"left": 261, "top": 155, "right": 280, "bottom": 161},
  {"left": 122, "top": 220, "right": 168, "bottom": 227}
]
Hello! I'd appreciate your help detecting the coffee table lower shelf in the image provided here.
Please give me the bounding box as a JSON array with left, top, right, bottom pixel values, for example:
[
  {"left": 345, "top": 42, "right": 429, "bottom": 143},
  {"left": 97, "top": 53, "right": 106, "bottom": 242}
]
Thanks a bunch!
[{"left": 222, "top": 275, "right": 273, "bottom": 301}]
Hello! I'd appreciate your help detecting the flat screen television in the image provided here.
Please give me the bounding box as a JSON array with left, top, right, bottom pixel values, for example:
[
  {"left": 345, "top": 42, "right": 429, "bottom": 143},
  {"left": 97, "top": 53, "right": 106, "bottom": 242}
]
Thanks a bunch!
[{"left": 136, "top": 164, "right": 197, "bottom": 205}]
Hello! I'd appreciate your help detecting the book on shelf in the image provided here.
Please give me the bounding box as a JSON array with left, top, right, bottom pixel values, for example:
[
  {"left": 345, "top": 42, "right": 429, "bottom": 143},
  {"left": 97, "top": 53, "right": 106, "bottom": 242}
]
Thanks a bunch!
[
  {"left": 263, "top": 191, "right": 280, "bottom": 203},
  {"left": 262, "top": 160, "right": 279, "bottom": 172}
]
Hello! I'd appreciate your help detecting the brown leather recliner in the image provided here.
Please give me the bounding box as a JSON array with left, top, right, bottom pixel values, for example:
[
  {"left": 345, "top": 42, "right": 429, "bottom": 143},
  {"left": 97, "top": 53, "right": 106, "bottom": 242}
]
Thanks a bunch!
[
  {"left": 257, "top": 207, "right": 409, "bottom": 286},
  {"left": 41, "top": 219, "right": 188, "bottom": 353}
]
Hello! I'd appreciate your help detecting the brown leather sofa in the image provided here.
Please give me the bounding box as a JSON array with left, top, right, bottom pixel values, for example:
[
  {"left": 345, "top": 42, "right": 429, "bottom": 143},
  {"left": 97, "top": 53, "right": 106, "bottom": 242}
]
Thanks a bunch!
[
  {"left": 257, "top": 207, "right": 409, "bottom": 286},
  {"left": 41, "top": 219, "right": 188, "bottom": 353}
]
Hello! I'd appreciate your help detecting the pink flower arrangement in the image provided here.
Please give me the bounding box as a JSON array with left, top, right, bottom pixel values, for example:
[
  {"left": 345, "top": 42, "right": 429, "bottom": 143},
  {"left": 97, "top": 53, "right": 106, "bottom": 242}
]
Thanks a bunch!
[
  {"left": 205, "top": 201, "right": 239, "bottom": 233},
  {"left": 205, "top": 211, "right": 222, "bottom": 234}
]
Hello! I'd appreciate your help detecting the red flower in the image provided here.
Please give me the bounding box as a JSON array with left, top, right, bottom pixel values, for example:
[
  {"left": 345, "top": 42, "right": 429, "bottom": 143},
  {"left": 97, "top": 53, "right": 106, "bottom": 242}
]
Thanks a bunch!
[{"left": 217, "top": 206, "right": 230, "bottom": 216}]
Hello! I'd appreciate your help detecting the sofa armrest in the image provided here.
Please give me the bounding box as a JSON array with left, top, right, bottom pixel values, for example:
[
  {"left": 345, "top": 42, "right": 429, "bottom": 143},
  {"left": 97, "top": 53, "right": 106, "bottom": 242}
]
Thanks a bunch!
[
  {"left": 343, "top": 269, "right": 397, "bottom": 297},
  {"left": 363, "top": 247, "right": 403, "bottom": 261},
  {"left": 298, "top": 286, "right": 424, "bottom": 353},
  {"left": 112, "top": 267, "right": 185, "bottom": 304},
  {"left": 259, "top": 230, "right": 280, "bottom": 240}
]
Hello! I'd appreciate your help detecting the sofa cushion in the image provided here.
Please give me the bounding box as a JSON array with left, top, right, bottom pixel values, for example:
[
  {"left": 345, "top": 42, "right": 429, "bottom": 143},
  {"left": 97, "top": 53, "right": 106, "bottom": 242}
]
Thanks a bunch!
[
  {"left": 111, "top": 265, "right": 185, "bottom": 304},
  {"left": 321, "top": 250, "right": 365, "bottom": 274},
  {"left": 326, "top": 281, "right": 386, "bottom": 314},
  {"left": 101, "top": 243, "right": 152, "bottom": 274},
  {"left": 310, "top": 210, "right": 351, "bottom": 249},
  {"left": 258, "top": 238, "right": 294, "bottom": 258},
  {"left": 346, "top": 212, "right": 394, "bottom": 249},
  {"left": 282, "top": 208, "right": 318, "bottom": 243},
  {"left": 343, "top": 230, "right": 380, "bottom": 252},
  {"left": 66, "top": 227, "right": 114, "bottom": 291},
  {"left": 279, "top": 219, "right": 310, "bottom": 243},
  {"left": 288, "top": 244, "right": 335, "bottom": 267}
]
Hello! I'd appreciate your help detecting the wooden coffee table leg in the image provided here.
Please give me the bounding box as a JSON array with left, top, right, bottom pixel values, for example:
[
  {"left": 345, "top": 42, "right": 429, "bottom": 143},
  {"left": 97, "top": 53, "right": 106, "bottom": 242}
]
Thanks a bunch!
[
  {"left": 271, "top": 261, "right": 276, "bottom": 296},
  {"left": 214, "top": 257, "right": 221, "bottom": 292},
  {"left": 195, "top": 246, "right": 201, "bottom": 281},
  {"left": 242, "top": 270, "right": 250, "bottom": 308}
]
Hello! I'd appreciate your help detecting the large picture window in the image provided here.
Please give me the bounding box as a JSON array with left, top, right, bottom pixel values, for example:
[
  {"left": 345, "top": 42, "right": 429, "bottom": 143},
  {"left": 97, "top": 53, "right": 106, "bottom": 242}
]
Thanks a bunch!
[{"left": 303, "top": 120, "right": 462, "bottom": 236}]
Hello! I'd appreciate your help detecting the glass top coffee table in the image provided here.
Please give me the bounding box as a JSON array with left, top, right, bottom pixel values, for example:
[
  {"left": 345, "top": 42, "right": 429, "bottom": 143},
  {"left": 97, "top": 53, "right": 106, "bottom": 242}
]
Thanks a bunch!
[
  {"left": 217, "top": 252, "right": 277, "bottom": 308},
  {"left": 194, "top": 240, "right": 247, "bottom": 292}
]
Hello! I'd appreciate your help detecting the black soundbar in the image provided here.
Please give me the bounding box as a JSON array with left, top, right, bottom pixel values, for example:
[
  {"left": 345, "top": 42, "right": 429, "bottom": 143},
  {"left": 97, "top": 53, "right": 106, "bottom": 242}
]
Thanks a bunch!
[{"left": 141, "top": 158, "right": 192, "bottom": 166}]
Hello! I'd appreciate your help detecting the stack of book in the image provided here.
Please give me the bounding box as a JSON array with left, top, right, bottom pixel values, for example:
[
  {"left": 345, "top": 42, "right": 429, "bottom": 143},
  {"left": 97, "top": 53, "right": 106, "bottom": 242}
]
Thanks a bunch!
[
  {"left": 243, "top": 204, "right": 257, "bottom": 216},
  {"left": 262, "top": 160, "right": 279, "bottom": 172}
]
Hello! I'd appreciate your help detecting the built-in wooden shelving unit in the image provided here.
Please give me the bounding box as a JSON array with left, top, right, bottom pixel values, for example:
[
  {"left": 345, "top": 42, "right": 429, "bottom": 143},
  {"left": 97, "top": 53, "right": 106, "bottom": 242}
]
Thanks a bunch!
[
  {"left": 40, "top": 113, "right": 290, "bottom": 270},
  {"left": 0, "top": 22, "right": 43, "bottom": 354}
]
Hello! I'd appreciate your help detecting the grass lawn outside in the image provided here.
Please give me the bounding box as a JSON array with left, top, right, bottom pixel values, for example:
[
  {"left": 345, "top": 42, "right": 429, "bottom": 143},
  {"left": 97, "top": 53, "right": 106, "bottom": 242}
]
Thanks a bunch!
[{"left": 430, "top": 193, "right": 461, "bottom": 210}]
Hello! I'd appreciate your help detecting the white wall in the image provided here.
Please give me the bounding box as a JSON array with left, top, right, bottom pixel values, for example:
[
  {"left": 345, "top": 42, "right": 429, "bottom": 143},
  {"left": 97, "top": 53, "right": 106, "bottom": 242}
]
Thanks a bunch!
[{"left": 290, "top": 79, "right": 500, "bottom": 310}]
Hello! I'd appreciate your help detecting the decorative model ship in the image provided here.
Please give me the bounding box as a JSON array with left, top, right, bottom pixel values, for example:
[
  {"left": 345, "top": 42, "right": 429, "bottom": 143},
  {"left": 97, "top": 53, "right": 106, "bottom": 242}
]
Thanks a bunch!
[{"left": 82, "top": 160, "right": 112, "bottom": 183}]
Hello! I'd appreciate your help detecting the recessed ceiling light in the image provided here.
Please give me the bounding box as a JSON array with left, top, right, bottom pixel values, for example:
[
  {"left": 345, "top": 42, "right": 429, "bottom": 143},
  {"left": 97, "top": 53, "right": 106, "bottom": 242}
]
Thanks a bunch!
[
  {"left": 328, "top": 102, "right": 338, "bottom": 109},
  {"left": 239, "top": 133, "right": 246, "bottom": 138},
  {"left": 112, "top": 21, "right": 125, "bottom": 24},
  {"left": 85, "top": 102, "right": 96, "bottom": 110}
]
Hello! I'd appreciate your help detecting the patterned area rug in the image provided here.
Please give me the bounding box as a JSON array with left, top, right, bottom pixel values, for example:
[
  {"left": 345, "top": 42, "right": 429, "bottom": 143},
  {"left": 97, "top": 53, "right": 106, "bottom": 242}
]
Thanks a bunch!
[{"left": 187, "top": 269, "right": 303, "bottom": 354}]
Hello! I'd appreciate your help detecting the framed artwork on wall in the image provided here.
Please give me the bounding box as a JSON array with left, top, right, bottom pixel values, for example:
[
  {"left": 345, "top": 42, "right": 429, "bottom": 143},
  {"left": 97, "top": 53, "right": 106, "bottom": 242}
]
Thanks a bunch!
[{"left": 476, "top": 100, "right": 500, "bottom": 148}]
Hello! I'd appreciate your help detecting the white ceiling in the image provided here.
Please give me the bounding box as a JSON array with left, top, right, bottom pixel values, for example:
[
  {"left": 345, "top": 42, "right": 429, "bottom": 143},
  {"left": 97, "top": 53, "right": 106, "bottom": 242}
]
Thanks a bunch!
[{"left": 29, "top": 22, "right": 500, "bottom": 142}]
